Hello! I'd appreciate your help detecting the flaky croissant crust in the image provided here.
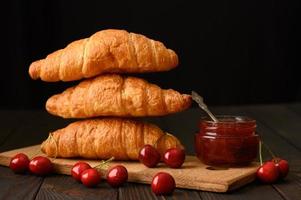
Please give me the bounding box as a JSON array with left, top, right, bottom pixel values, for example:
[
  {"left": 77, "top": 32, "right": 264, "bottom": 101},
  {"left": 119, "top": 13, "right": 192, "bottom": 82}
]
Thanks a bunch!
[
  {"left": 46, "top": 74, "right": 191, "bottom": 118},
  {"left": 29, "top": 29, "right": 178, "bottom": 82},
  {"left": 41, "top": 118, "right": 183, "bottom": 160}
]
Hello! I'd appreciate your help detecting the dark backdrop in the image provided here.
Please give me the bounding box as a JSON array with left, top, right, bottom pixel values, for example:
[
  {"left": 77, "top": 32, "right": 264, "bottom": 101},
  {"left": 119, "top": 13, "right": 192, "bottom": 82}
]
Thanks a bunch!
[{"left": 1, "top": 0, "right": 300, "bottom": 109}]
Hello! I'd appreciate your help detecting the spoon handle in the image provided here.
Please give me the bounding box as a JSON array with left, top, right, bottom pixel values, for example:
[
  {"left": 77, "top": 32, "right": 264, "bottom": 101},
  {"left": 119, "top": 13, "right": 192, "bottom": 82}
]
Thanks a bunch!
[
  {"left": 191, "top": 91, "right": 219, "bottom": 122},
  {"left": 205, "top": 108, "right": 219, "bottom": 123}
]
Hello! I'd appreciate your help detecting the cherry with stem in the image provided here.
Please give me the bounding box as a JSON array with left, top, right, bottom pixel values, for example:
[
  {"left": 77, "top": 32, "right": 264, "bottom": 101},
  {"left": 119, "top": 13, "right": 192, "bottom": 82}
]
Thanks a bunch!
[{"left": 257, "top": 139, "right": 289, "bottom": 183}]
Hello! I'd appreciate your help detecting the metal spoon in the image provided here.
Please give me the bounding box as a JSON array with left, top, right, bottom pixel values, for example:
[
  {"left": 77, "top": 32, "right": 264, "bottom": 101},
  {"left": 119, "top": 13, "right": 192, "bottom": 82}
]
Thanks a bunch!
[{"left": 191, "top": 91, "right": 219, "bottom": 122}]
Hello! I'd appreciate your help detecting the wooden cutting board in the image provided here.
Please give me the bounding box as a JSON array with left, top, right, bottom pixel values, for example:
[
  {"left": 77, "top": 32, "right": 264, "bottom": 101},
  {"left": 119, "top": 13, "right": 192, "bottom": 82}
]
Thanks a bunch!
[{"left": 0, "top": 145, "right": 259, "bottom": 192}]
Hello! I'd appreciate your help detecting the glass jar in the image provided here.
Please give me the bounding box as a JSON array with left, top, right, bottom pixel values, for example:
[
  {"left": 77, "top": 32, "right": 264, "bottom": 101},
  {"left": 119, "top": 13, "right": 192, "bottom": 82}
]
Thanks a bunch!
[{"left": 195, "top": 116, "right": 259, "bottom": 166}]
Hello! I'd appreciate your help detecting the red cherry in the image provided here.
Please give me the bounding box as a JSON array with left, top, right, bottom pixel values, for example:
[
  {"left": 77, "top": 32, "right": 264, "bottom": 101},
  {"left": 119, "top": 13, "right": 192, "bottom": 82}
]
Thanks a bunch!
[
  {"left": 29, "top": 156, "right": 52, "bottom": 176},
  {"left": 106, "top": 165, "right": 128, "bottom": 187},
  {"left": 9, "top": 153, "right": 30, "bottom": 173},
  {"left": 272, "top": 158, "right": 289, "bottom": 178},
  {"left": 163, "top": 148, "right": 185, "bottom": 168},
  {"left": 80, "top": 168, "right": 101, "bottom": 187},
  {"left": 138, "top": 145, "right": 161, "bottom": 168},
  {"left": 71, "top": 162, "right": 91, "bottom": 181},
  {"left": 257, "top": 161, "right": 279, "bottom": 183},
  {"left": 151, "top": 172, "right": 175, "bottom": 195}
]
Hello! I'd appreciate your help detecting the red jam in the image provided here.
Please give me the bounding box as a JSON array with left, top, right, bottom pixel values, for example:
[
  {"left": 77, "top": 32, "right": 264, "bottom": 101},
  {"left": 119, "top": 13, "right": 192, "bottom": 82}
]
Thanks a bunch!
[{"left": 195, "top": 116, "right": 259, "bottom": 166}]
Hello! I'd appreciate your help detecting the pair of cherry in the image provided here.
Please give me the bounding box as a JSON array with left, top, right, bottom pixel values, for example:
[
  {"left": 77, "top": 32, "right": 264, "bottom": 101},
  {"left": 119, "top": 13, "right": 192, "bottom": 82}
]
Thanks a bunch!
[
  {"left": 257, "top": 158, "right": 289, "bottom": 183},
  {"left": 256, "top": 142, "right": 289, "bottom": 183},
  {"left": 71, "top": 161, "right": 128, "bottom": 187},
  {"left": 139, "top": 145, "right": 185, "bottom": 168},
  {"left": 9, "top": 153, "right": 52, "bottom": 175}
]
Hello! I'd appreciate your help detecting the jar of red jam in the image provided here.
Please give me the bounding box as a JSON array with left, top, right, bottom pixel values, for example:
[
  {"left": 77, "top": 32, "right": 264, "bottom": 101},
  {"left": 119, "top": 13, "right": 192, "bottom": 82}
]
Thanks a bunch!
[{"left": 195, "top": 116, "right": 259, "bottom": 166}]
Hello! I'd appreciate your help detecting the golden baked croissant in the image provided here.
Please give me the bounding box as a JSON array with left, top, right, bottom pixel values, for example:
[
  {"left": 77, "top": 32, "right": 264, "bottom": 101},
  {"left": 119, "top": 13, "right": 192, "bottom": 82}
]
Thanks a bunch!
[
  {"left": 29, "top": 29, "right": 178, "bottom": 82},
  {"left": 46, "top": 74, "right": 191, "bottom": 118},
  {"left": 41, "top": 118, "right": 183, "bottom": 160}
]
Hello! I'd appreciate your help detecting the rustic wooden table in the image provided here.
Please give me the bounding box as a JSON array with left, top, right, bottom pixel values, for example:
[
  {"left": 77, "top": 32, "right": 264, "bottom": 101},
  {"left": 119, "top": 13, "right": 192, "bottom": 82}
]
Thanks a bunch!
[{"left": 0, "top": 104, "right": 301, "bottom": 200}]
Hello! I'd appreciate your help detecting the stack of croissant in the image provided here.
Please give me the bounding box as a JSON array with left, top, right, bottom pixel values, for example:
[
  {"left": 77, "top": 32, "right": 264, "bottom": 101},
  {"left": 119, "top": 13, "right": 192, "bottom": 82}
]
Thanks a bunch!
[{"left": 29, "top": 29, "right": 191, "bottom": 160}]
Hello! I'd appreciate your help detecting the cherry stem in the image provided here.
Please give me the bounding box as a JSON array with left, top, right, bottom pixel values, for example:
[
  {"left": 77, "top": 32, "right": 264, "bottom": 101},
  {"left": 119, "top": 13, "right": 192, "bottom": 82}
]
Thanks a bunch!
[
  {"left": 166, "top": 132, "right": 177, "bottom": 140},
  {"left": 259, "top": 140, "right": 263, "bottom": 166},
  {"left": 48, "top": 133, "right": 58, "bottom": 160},
  {"left": 32, "top": 133, "right": 56, "bottom": 160},
  {"left": 262, "top": 141, "right": 276, "bottom": 158},
  {"left": 94, "top": 157, "right": 115, "bottom": 170},
  {"left": 31, "top": 148, "right": 43, "bottom": 159},
  {"left": 154, "top": 132, "right": 175, "bottom": 149},
  {"left": 30, "top": 153, "right": 38, "bottom": 159},
  {"left": 40, "top": 133, "right": 58, "bottom": 162}
]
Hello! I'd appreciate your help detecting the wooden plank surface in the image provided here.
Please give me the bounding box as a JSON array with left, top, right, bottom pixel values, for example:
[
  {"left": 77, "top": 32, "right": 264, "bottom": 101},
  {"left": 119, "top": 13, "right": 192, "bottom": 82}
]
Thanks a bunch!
[
  {"left": 118, "top": 183, "right": 161, "bottom": 200},
  {"left": 35, "top": 175, "right": 118, "bottom": 200},
  {"left": 0, "top": 105, "right": 300, "bottom": 199},
  {"left": 287, "top": 103, "right": 301, "bottom": 115},
  {"left": 119, "top": 183, "right": 202, "bottom": 200},
  {"left": 0, "top": 145, "right": 259, "bottom": 192},
  {"left": 199, "top": 183, "right": 284, "bottom": 200},
  {"left": 244, "top": 104, "right": 301, "bottom": 150},
  {"left": 0, "top": 166, "right": 43, "bottom": 200},
  {"left": 0, "top": 111, "right": 30, "bottom": 151}
]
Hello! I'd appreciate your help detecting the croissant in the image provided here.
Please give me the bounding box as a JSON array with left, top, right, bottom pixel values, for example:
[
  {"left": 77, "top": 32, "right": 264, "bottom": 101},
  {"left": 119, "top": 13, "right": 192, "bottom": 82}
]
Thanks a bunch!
[
  {"left": 41, "top": 118, "right": 183, "bottom": 160},
  {"left": 29, "top": 29, "right": 178, "bottom": 82},
  {"left": 46, "top": 74, "right": 191, "bottom": 118}
]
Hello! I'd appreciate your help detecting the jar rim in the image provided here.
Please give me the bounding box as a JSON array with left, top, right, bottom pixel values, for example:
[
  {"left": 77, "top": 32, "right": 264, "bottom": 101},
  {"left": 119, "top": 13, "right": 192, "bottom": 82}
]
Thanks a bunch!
[
  {"left": 199, "top": 134, "right": 259, "bottom": 139},
  {"left": 201, "top": 115, "right": 256, "bottom": 124}
]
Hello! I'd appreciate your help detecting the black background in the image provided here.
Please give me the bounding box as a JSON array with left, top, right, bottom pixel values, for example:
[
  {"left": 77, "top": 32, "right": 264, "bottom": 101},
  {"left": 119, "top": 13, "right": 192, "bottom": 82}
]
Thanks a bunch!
[{"left": 1, "top": 0, "right": 300, "bottom": 109}]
